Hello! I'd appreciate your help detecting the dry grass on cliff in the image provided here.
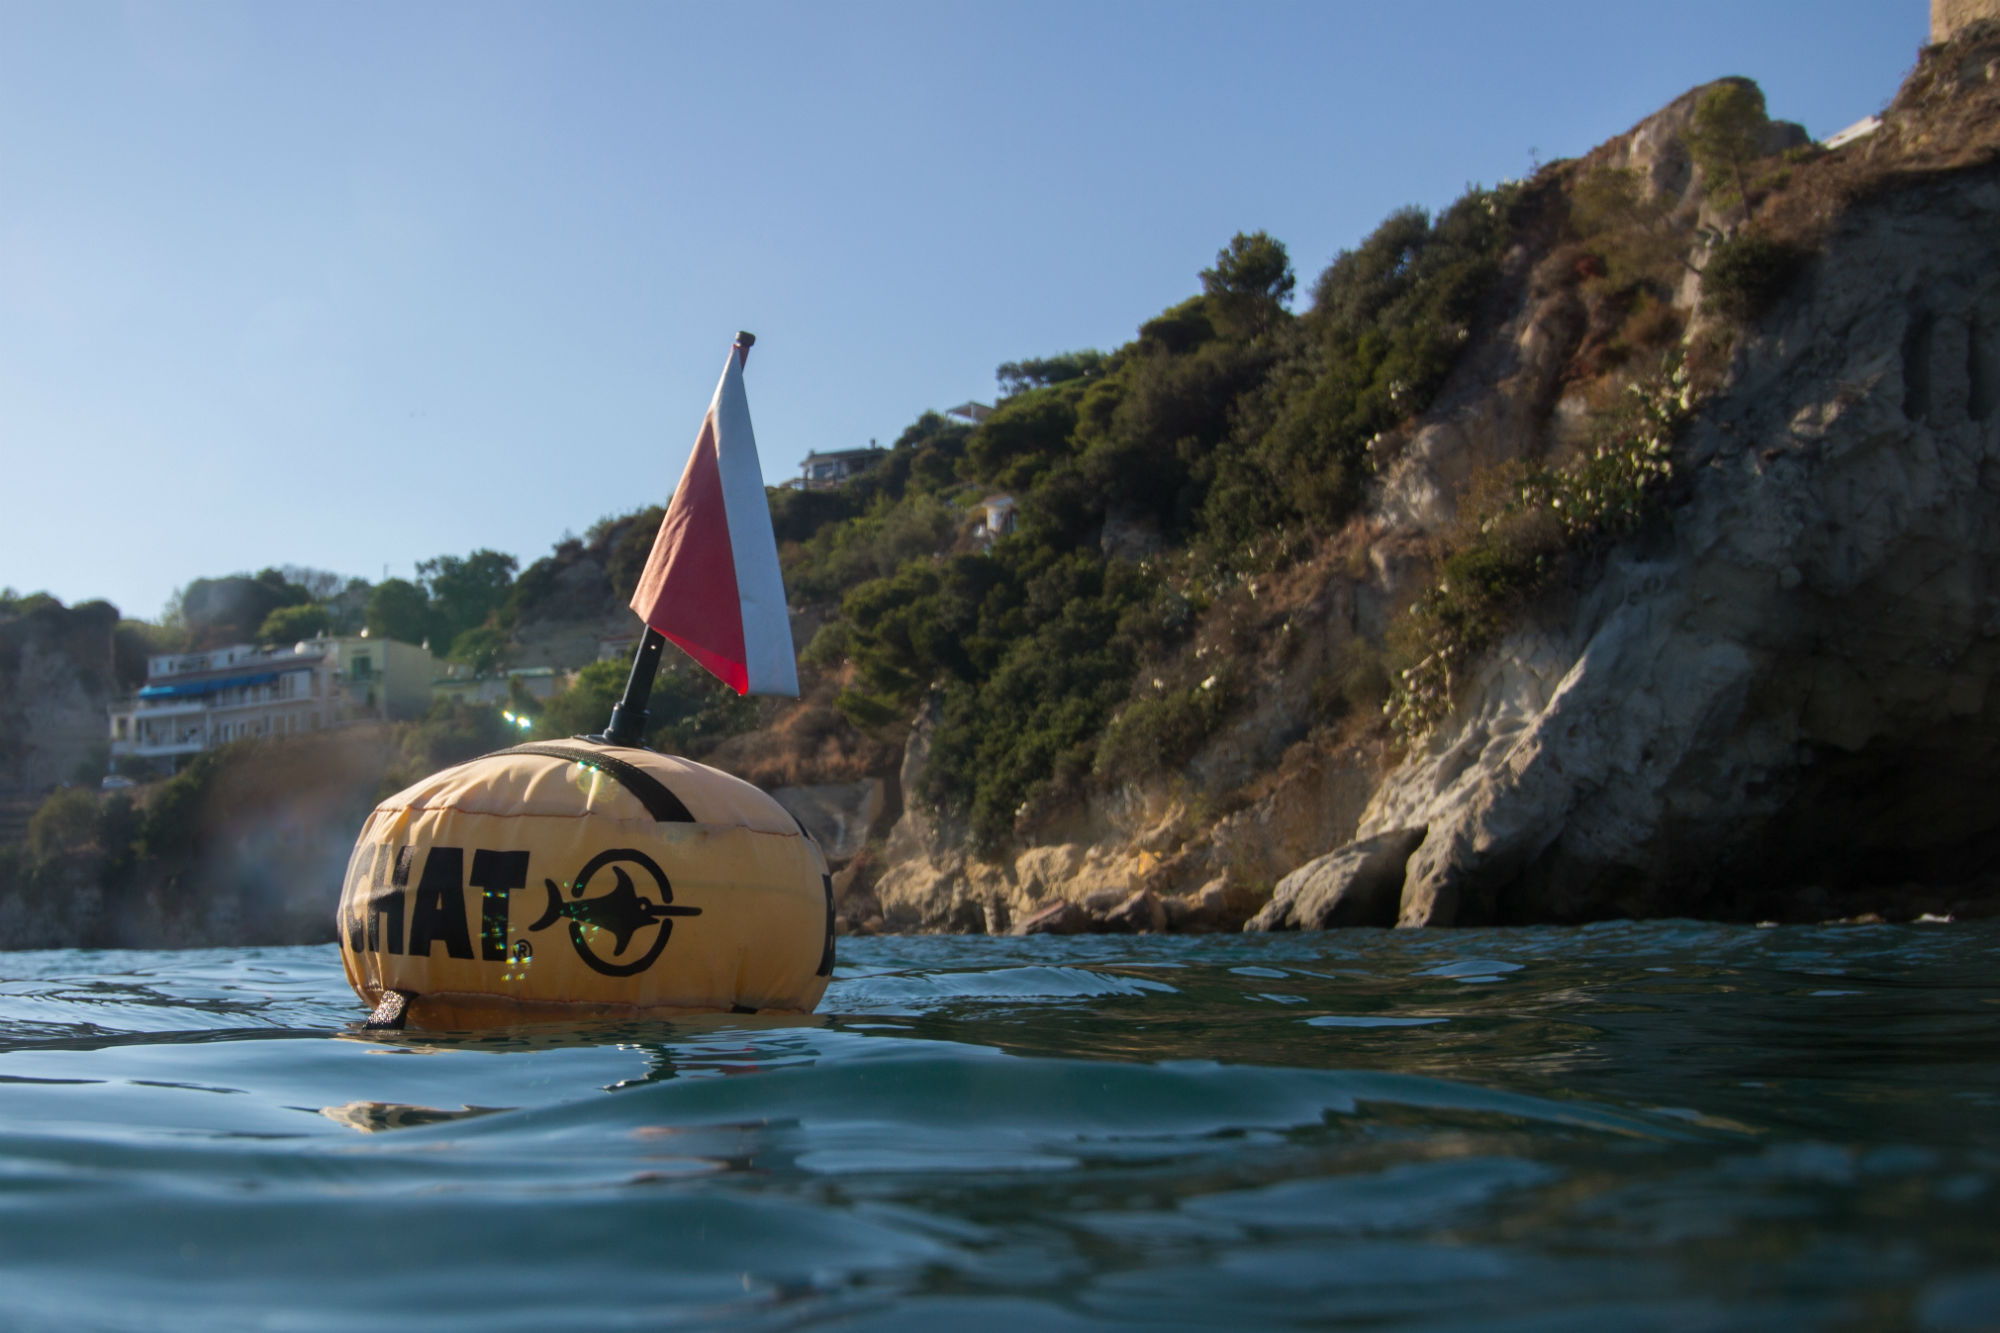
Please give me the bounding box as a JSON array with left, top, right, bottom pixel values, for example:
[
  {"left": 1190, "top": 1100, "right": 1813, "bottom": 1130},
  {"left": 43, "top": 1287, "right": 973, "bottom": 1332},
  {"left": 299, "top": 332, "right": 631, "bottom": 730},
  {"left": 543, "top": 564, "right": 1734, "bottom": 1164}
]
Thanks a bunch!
[
  {"left": 703, "top": 678, "right": 898, "bottom": 789},
  {"left": 1760, "top": 23, "right": 2000, "bottom": 247}
]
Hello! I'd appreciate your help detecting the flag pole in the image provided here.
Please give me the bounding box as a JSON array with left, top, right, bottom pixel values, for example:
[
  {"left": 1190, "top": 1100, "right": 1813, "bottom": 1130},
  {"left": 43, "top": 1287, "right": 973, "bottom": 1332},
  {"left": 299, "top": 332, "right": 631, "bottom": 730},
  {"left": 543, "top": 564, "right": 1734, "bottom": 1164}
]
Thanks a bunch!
[{"left": 599, "top": 331, "right": 756, "bottom": 748}]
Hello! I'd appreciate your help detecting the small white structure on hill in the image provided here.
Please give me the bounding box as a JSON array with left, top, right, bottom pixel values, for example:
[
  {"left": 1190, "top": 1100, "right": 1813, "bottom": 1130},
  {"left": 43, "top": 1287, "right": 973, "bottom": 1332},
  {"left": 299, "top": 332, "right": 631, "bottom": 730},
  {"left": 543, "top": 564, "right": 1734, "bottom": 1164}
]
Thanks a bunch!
[
  {"left": 1823, "top": 116, "right": 1882, "bottom": 150},
  {"left": 974, "top": 495, "right": 1017, "bottom": 546}
]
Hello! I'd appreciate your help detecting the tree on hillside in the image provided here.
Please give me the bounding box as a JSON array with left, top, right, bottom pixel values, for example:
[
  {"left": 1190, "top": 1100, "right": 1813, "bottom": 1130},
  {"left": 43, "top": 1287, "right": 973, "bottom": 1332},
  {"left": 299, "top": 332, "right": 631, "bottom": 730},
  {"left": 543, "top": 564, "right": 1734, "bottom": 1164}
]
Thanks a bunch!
[
  {"left": 257, "top": 603, "right": 331, "bottom": 645},
  {"left": 965, "top": 386, "right": 1081, "bottom": 491},
  {"left": 997, "top": 351, "right": 1108, "bottom": 398},
  {"left": 541, "top": 659, "right": 627, "bottom": 738},
  {"left": 1202, "top": 231, "right": 1295, "bottom": 338},
  {"left": 1687, "top": 79, "right": 1769, "bottom": 222},
  {"left": 447, "top": 624, "right": 510, "bottom": 675},
  {"left": 365, "top": 578, "right": 433, "bottom": 646},
  {"left": 419, "top": 550, "right": 517, "bottom": 646},
  {"left": 604, "top": 509, "right": 665, "bottom": 604},
  {"left": 324, "top": 577, "right": 373, "bottom": 634},
  {"left": 177, "top": 573, "right": 310, "bottom": 649},
  {"left": 1203, "top": 230, "right": 1294, "bottom": 304},
  {"left": 275, "top": 565, "right": 353, "bottom": 601},
  {"left": 28, "top": 787, "right": 98, "bottom": 862},
  {"left": 769, "top": 486, "right": 855, "bottom": 545}
]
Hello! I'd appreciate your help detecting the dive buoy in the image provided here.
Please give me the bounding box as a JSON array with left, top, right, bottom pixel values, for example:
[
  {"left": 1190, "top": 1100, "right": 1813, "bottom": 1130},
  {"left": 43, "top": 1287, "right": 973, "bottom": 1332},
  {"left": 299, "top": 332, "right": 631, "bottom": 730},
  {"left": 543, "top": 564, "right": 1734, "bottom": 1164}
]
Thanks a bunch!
[
  {"left": 338, "top": 739, "right": 833, "bottom": 1024},
  {"left": 341, "top": 331, "right": 826, "bottom": 1028}
]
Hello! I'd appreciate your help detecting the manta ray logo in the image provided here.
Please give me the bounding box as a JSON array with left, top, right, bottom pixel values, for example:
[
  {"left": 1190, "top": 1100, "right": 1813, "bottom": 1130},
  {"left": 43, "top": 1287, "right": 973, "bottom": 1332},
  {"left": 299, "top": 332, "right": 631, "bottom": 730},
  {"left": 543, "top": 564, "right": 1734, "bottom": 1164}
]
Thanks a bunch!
[{"left": 527, "top": 848, "right": 702, "bottom": 977}]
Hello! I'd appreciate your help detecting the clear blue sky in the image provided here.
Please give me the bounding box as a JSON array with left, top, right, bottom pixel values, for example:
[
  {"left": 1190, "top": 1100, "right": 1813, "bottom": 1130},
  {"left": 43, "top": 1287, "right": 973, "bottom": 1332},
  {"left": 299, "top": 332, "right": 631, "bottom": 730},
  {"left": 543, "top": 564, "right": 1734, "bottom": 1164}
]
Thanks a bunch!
[{"left": 0, "top": 0, "right": 1924, "bottom": 622}]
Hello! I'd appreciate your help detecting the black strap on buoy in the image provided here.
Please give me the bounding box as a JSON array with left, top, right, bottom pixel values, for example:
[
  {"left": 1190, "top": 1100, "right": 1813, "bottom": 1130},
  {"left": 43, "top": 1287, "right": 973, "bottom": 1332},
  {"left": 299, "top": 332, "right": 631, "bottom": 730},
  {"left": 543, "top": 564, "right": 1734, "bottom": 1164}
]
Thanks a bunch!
[
  {"left": 601, "top": 330, "right": 755, "bottom": 750},
  {"left": 496, "top": 742, "right": 695, "bottom": 823}
]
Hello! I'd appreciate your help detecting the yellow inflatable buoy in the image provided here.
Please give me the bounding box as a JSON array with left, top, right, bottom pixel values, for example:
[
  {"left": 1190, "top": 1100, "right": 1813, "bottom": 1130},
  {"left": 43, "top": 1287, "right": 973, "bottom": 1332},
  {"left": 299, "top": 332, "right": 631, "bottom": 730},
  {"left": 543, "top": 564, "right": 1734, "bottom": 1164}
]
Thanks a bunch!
[{"left": 337, "top": 740, "right": 833, "bottom": 1026}]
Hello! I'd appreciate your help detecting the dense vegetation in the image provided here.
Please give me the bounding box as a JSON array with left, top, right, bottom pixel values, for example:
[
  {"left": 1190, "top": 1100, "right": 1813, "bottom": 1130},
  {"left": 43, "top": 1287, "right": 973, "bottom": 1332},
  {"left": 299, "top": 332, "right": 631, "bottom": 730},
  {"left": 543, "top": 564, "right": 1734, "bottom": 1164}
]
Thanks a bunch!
[{"left": 773, "top": 191, "right": 1527, "bottom": 850}]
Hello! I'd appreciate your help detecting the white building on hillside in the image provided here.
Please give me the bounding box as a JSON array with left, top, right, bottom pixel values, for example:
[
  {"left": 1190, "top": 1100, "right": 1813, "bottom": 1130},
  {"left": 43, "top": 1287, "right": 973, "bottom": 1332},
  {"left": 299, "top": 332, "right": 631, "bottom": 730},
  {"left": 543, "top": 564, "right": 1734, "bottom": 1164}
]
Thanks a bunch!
[
  {"left": 107, "top": 634, "right": 433, "bottom": 770},
  {"left": 794, "top": 445, "right": 888, "bottom": 490}
]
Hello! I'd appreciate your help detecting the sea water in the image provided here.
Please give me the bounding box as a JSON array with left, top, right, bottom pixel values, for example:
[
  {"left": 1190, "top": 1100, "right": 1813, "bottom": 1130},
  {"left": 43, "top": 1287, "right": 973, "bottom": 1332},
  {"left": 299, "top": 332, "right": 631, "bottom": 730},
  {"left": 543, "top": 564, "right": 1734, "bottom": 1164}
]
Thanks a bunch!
[{"left": 0, "top": 922, "right": 1995, "bottom": 1331}]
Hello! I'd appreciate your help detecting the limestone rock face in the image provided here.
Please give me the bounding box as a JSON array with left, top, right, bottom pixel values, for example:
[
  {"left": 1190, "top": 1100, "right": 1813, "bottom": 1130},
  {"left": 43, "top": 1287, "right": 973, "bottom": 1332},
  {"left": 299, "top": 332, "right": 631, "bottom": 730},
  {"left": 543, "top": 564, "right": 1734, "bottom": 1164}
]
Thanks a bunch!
[
  {"left": 1163, "top": 877, "right": 1263, "bottom": 933},
  {"left": 1098, "top": 888, "right": 1167, "bottom": 933},
  {"left": 1246, "top": 828, "right": 1427, "bottom": 931},
  {"left": 1362, "top": 169, "right": 2000, "bottom": 925},
  {"left": 1013, "top": 900, "right": 1088, "bottom": 936}
]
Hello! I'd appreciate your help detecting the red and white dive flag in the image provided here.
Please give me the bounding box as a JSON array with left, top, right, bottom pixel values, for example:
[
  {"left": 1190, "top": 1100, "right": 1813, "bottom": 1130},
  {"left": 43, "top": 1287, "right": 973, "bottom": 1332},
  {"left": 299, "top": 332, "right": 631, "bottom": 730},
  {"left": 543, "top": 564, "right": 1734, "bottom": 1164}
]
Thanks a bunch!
[{"left": 628, "top": 338, "right": 799, "bottom": 697}]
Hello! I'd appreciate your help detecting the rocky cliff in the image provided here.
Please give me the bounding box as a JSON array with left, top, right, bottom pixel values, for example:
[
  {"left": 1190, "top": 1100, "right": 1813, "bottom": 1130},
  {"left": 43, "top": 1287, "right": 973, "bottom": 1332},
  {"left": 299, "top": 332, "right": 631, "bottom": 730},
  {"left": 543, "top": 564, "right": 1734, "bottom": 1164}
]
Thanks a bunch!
[
  {"left": 1352, "top": 168, "right": 2000, "bottom": 927},
  {"left": 860, "top": 27, "right": 2000, "bottom": 933},
  {"left": 0, "top": 597, "right": 118, "bottom": 800}
]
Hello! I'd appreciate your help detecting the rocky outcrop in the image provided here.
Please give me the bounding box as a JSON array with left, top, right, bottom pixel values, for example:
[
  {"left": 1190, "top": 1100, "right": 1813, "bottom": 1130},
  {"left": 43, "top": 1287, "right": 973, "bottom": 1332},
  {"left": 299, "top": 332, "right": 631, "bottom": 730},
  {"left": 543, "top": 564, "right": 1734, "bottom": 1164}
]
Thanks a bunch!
[
  {"left": 1358, "top": 165, "right": 2000, "bottom": 925},
  {"left": 0, "top": 599, "right": 118, "bottom": 796},
  {"left": 1013, "top": 899, "right": 1089, "bottom": 935},
  {"left": 1247, "top": 827, "right": 1426, "bottom": 930},
  {"left": 863, "top": 676, "right": 1344, "bottom": 932}
]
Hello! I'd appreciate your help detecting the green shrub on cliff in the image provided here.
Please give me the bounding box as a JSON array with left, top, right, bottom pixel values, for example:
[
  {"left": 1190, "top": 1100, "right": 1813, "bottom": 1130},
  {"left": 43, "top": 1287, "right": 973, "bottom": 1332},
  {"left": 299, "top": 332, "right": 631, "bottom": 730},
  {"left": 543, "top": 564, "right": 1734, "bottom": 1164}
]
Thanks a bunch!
[
  {"left": 364, "top": 578, "right": 433, "bottom": 646},
  {"left": 1386, "top": 354, "right": 1693, "bottom": 737},
  {"left": 1203, "top": 189, "right": 1522, "bottom": 551},
  {"left": 1687, "top": 79, "right": 1771, "bottom": 218},
  {"left": 27, "top": 788, "right": 99, "bottom": 862},
  {"left": 786, "top": 495, "right": 962, "bottom": 607},
  {"left": 1094, "top": 670, "right": 1236, "bottom": 777},
  {"left": 1702, "top": 230, "right": 1811, "bottom": 321}
]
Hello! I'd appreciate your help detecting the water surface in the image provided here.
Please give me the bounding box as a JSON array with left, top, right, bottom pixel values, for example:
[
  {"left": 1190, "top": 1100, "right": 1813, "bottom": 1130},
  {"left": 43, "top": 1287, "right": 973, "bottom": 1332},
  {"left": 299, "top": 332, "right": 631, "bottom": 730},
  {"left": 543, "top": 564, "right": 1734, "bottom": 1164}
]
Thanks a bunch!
[{"left": 0, "top": 921, "right": 1995, "bottom": 1330}]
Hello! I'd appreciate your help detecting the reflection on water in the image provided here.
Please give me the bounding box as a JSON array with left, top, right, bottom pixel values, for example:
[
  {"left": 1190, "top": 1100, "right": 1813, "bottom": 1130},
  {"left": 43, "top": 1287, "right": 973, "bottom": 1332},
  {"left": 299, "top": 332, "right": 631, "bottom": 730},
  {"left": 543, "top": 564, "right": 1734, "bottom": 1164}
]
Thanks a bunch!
[
  {"left": 0, "top": 922, "right": 1993, "bottom": 1330},
  {"left": 318, "top": 1100, "right": 507, "bottom": 1132}
]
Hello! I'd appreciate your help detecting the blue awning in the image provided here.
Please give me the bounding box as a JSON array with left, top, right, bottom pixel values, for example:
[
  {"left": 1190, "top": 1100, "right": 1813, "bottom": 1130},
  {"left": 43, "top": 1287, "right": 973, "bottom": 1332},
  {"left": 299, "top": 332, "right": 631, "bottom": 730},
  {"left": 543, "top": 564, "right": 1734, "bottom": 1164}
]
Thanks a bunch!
[{"left": 138, "top": 669, "right": 283, "bottom": 700}]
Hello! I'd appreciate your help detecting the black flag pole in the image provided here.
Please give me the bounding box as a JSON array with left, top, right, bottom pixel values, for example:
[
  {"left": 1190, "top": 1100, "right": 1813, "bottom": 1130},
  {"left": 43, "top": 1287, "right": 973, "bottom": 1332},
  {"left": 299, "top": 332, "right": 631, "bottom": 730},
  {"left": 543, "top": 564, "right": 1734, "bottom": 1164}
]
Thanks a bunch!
[
  {"left": 599, "top": 627, "right": 665, "bottom": 746},
  {"left": 598, "top": 331, "right": 756, "bottom": 748}
]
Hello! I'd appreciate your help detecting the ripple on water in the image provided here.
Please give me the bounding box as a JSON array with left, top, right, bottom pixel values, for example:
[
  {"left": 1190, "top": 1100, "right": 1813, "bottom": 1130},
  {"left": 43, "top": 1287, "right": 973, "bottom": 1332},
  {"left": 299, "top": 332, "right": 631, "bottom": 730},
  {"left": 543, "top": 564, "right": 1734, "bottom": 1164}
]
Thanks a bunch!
[{"left": 0, "top": 923, "right": 1991, "bottom": 1329}]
